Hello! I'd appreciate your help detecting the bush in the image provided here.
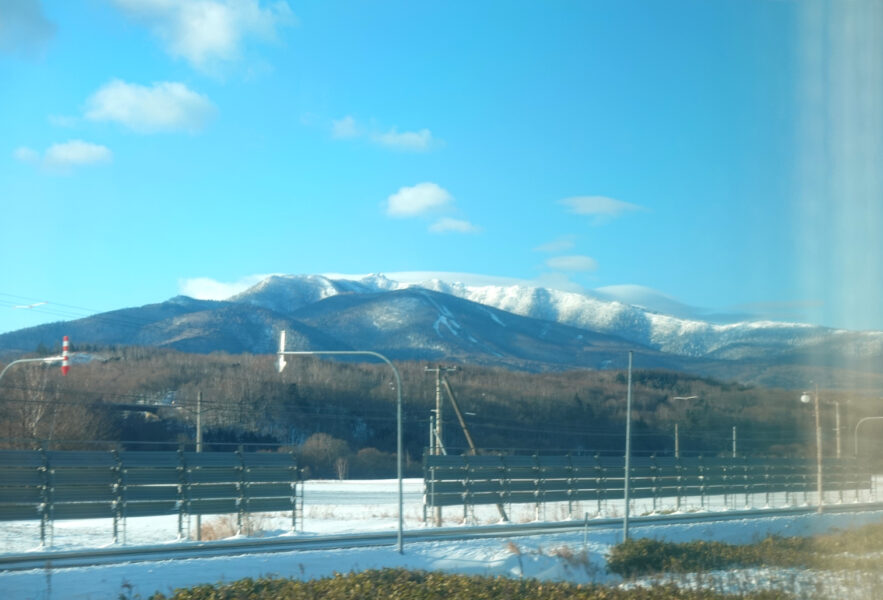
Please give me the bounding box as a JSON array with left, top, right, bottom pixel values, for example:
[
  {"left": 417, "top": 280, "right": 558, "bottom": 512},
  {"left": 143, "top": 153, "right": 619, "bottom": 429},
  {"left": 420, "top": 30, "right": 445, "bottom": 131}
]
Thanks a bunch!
[
  {"left": 351, "top": 447, "right": 396, "bottom": 478},
  {"left": 607, "top": 523, "right": 883, "bottom": 579},
  {"left": 148, "top": 568, "right": 791, "bottom": 600},
  {"left": 297, "top": 433, "right": 349, "bottom": 479}
]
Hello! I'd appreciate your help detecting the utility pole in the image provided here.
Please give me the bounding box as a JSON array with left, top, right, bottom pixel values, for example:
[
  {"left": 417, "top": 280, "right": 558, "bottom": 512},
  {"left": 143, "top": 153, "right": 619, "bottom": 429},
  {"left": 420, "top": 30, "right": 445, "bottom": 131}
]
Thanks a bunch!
[
  {"left": 674, "top": 423, "right": 679, "bottom": 459},
  {"left": 439, "top": 373, "right": 508, "bottom": 523},
  {"left": 623, "top": 351, "right": 633, "bottom": 542},
  {"left": 800, "top": 384, "right": 823, "bottom": 513},
  {"left": 196, "top": 390, "right": 203, "bottom": 541},
  {"left": 425, "top": 366, "right": 458, "bottom": 456},
  {"left": 424, "top": 365, "right": 457, "bottom": 526}
]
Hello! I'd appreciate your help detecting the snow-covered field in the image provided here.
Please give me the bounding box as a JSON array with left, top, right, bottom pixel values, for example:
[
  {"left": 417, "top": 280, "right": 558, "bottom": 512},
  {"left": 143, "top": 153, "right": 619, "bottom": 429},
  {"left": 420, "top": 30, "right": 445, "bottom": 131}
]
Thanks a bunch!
[{"left": 2, "top": 478, "right": 883, "bottom": 600}]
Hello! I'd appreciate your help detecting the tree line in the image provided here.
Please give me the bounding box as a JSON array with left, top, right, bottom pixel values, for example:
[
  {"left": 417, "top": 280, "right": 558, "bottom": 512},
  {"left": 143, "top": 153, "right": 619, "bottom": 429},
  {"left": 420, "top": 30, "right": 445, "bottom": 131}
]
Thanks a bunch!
[{"left": 1, "top": 344, "right": 881, "bottom": 478}]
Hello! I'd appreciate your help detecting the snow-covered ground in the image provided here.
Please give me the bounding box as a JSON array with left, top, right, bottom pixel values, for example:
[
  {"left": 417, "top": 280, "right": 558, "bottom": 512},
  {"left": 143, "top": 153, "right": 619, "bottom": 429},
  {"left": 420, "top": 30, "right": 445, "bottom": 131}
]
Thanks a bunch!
[{"left": 2, "top": 478, "right": 883, "bottom": 600}]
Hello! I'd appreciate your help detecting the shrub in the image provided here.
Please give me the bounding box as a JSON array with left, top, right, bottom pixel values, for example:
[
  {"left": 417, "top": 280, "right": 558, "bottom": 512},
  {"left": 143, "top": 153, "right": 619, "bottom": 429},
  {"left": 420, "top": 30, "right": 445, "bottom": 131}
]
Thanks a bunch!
[
  {"left": 607, "top": 523, "right": 883, "bottom": 579},
  {"left": 148, "top": 568, "right": 791, "bottom": 600}
]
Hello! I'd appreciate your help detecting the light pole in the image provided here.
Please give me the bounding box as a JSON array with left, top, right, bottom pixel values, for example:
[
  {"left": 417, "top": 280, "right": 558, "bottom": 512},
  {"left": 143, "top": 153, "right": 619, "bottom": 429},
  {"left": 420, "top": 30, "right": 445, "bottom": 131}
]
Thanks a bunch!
[
  {"left": 0, "top": 336, "right": 70, "bottom": 386},
  {"left": 671, "top": 396, "right": 698, "bottom": 459},
  {"left": 623, "top": 351, "right": 633, "bottom": 542},
  {"left": 833, "top": 400, "right": 841, "bottom": 459},
  {"left": 276, "top": 331, "right": 404, "bottom": 554},
  {"left": 854, "top": 416, "right": 883, "bottom": 457},
  {"left": 800, "top": 385, "right": 823, "bottom": 513}
]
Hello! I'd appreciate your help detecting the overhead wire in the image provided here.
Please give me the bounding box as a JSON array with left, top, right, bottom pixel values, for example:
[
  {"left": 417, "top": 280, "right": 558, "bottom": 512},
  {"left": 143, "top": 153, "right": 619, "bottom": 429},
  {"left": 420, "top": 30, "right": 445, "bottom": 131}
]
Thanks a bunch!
[{"left": 0, "top": 292, "right": 190, "bottom": 332}]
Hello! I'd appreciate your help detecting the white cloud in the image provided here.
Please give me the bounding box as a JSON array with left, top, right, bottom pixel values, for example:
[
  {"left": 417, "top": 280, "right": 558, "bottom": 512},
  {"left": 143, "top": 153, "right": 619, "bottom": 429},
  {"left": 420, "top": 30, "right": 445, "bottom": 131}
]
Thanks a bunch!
[
  {"left": 545, "top": 255, "right": 599, "bottom": 272},
  {"left": 178, "top": 274, "right": 274, "bottom": 300},
  {"left": 48, "top": 114, "right": 78, "bottom": 127},
  {"left": 372, "top": 127, "right": 434, "bottom": 151},
  {"left": 560, "top": 196, "right": 642, "bottom": 223},
  {"left": 44, "top": 140, "right": 112, "bottom": 168},
  {"left": 109, "top": 0, "right": 293, "bottom": 72},
  {"left": 0, "top": 0, "right": 55, "bottom": 57},
  {"left": 85, "top": 80, "right": 216, "bottom": 133},
  {"left": 12, "top": 146, "right": 39, "bottom": 163},
  {"left": 15, "top": 140, "right": 112, "bottom": 173},
  {"left": 331, "top": 115, "right": 359, "bottom": 139},
  {"left": 330, "top": 116, "right": 437, "bottom": 151},
  {"left": 429, "top": 217, "right": 480, "bottom": 234},
  {"left": 386, "top": 182, "right": 452, "bottom": 217},
  {"left": 596, "top": 284, "right": 747, "bottom": 322},
  {"left": 336, "top": 271, "right": 534, "bottom": 288},
  {"left": 534, "top": 235, "right": 576, "bottom": 253}
]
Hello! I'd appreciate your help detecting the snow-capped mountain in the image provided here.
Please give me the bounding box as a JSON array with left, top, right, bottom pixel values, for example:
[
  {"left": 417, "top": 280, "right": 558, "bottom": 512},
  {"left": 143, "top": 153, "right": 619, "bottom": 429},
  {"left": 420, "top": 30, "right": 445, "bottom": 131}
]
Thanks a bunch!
[
  {"left": 232, "top": 273, "right": 883, "bottom": 362},
  {"left": 2, "top": 272, "right": 882, "bottom": 387}
]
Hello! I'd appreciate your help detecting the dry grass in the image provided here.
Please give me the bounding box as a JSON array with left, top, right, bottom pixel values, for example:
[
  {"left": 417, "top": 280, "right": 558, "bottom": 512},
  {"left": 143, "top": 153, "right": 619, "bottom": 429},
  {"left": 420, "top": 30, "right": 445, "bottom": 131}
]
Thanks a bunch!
[
  {"left": 548, "top": 544, "right": 590, "bottom": 567},
  {"left": 199, "top": 513, "right": 268, "bottom": 540}
]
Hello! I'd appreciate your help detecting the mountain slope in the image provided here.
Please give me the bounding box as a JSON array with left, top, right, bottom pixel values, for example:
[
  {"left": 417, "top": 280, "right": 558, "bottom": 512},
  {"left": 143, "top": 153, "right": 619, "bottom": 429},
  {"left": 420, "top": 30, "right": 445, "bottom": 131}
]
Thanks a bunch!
[
  {"left": 2, "top": 273, "right": 882, "bottom": 388},
  {"left": 288, "top": 288, "right": 699, "bottom": 370},
  {"left": 233, "top": 274, "right": 883, "bottom": 362}
]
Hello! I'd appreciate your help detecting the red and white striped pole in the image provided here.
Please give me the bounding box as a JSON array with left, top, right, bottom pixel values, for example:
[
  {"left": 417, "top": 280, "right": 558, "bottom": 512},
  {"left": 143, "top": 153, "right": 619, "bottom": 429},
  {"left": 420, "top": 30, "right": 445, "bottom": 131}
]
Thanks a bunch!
[{"left": 61, "top": 336, "right": 70, "bottom": 375}]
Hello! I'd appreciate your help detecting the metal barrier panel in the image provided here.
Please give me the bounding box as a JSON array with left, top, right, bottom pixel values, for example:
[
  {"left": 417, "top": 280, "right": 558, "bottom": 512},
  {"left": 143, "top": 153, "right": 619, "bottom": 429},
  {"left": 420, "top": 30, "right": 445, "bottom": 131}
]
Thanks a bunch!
[
  {"left": 423, "top": 454, "right": 874, "bottom": 517},
  {"left": 0, "top": 450, "right": 301, "bottom": 540}
]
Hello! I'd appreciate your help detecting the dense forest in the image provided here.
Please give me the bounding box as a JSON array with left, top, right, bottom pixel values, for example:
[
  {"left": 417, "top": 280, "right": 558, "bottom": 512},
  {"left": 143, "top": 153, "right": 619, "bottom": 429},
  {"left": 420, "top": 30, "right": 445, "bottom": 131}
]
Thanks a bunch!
[{"left": 1, "top": 344, "right": 881, "bottom": 478}]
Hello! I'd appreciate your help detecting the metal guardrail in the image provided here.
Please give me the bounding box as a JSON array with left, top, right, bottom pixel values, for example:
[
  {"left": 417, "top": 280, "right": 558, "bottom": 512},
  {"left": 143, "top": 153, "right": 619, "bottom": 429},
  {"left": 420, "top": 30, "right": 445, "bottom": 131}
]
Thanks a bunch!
[
  {"left": 0, "top": 450, "right": 301, "bottom": 545},
  {"left": 423, "top": 454, "right": 873, "bottom": 522}
]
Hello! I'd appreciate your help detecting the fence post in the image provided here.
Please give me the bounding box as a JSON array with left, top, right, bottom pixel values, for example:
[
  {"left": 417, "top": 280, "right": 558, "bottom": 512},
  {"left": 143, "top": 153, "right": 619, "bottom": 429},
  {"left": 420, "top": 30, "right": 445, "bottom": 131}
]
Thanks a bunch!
[
  {"left": 533, "top": 454, "right": 542, "bottom": 521},
  {"left": 111, "top": 448, "right": 122, "bottom": 544},
  {"left": 38, "top": 447, "right": 50, "bottom": 548},
  {"left": 236, "top": 446, "right": 245, "bottom": 535},
  {"left": 422, "top": 451, "right": 428, "bottom": 525},
  {"left": 698, "top": 455, "right": 706, "bottom": 509},
  {"left": 837, "top": 459, "right": 845, "bottom": 504},
  {"left": 176, "top": 447, "right": 186, "bottom": 540},
  {"left": 675, "top": 454, "right": 682, "bottom": 512},
  {"left": 763, "top": 461, "right": 771, "bottom": 507},
  {"left": 650, "top": 454, "right": 658, "bottom": 514},
  {"left": 566, "top": 454, "right": 575, "bottom": 519},
  {"left": 499, "top": 454, "right": 511, "bottom": 523},
  {"left": 296, "top": 450, "right": 299, "bottom": 533}
]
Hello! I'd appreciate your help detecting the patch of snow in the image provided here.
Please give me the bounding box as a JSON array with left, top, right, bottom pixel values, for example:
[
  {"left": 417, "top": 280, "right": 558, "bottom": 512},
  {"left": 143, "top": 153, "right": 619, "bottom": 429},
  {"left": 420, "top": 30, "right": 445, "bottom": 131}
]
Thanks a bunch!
[
  {"left": 433, "top": 315, "right": 460, "bottom": 338},
  {"left": 484, "top": 309, "right": 506, "bottom": 327}
]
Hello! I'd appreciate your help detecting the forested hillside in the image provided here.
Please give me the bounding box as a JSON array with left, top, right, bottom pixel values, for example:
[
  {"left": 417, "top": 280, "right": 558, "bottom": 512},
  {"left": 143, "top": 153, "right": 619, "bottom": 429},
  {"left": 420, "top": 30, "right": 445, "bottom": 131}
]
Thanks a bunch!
[{"left": 2, "top": 345, "right": 880, "bottom": 478}]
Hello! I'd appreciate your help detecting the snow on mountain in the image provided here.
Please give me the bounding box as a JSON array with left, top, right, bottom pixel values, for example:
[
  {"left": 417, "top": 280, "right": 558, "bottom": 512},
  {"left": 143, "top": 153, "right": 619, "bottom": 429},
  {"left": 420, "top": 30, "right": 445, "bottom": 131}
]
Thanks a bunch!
[
  {"left": 229, "top": 274, "right": 409, "bottom": 316},
  {"left": 230, "top": 273, "right": 883, "bottom": 360},
  {"left": 4, "top": 272, "right": 881, "bottom": 380}
]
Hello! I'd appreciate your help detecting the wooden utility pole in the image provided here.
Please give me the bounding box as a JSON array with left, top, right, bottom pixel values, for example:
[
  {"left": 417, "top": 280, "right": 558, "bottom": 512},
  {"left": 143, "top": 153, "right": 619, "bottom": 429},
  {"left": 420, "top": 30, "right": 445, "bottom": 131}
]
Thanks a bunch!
[
  {"left": 440, "top": 374, "right": 508, "bottom": 523},
  {"left": 424, "top": 366, "right": 457, "bottom": 456},
  {"left": 424, "top": 366, "right": 457, "bottom": 526},
  {"left": 440, "top": 376, "right": 477, "bottom": 453}
]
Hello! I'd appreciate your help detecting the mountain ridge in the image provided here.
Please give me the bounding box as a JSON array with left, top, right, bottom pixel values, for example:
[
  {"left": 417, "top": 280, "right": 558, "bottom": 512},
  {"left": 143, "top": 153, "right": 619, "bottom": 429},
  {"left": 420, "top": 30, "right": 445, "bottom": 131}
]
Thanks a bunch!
[{"left": 2, "top": 273, "right": 881, "bottom": 389}]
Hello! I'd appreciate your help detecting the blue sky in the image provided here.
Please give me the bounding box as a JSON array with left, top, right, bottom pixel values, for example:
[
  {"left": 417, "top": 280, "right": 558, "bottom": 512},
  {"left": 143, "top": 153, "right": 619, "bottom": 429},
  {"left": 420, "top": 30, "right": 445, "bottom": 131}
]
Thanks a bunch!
[{"left": 1, "top": 0, "right": 881, "bottom": 336}]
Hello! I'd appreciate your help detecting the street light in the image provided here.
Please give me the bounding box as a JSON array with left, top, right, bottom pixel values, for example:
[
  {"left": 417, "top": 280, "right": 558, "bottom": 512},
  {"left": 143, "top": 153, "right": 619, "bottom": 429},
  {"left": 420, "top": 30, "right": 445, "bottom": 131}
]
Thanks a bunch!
[
  {"left": 0, "top": 336, "right": 71, "bottom": 386},
  {"left": 854, "top": 416, "right": 883, "bottom": 457},
  {"left": 800, "top": 385, "right": 823, "bottom": 513},
  {"left": 623, "top": 351, "right": 633, "bottom": 542},
  {"left": 276, "top": 331, "right": 405, "bottom": 554}
]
